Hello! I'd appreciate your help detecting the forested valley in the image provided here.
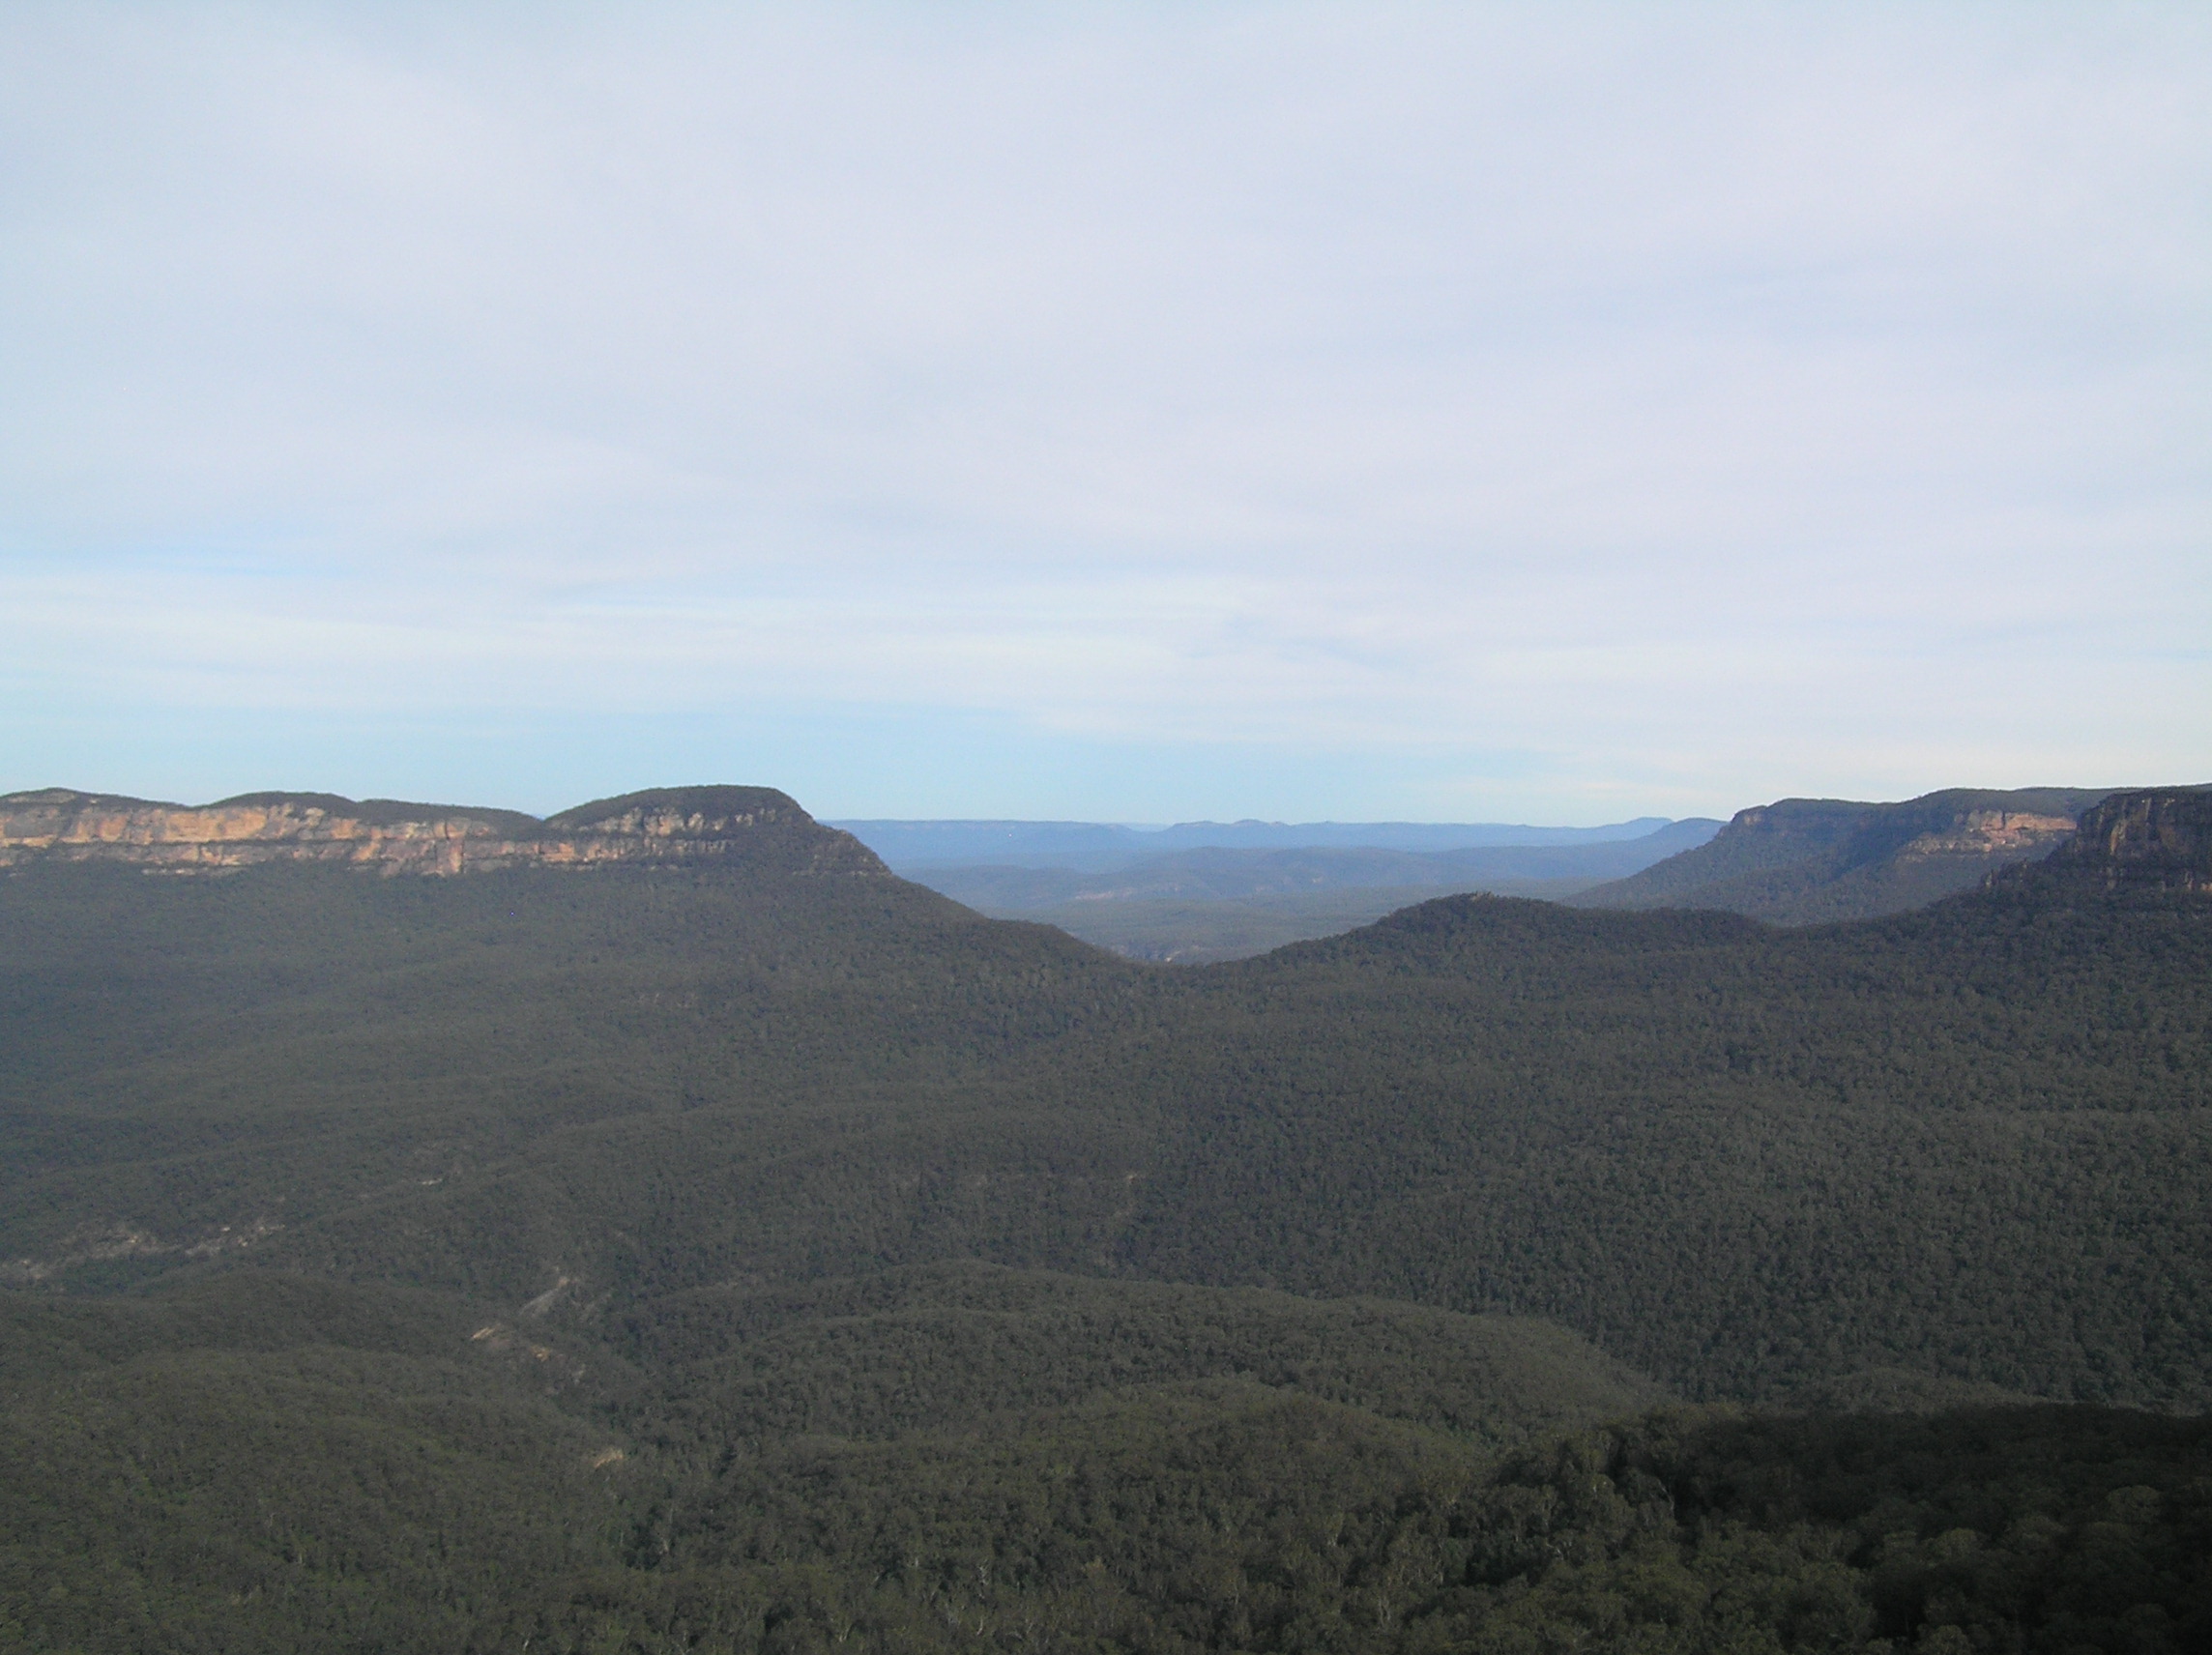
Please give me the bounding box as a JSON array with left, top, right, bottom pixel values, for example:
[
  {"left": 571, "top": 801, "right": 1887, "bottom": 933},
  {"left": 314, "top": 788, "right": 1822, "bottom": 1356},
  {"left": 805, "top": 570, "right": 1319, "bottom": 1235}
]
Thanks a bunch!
[{"left": 2, "top": 787, "right": 2207, "bottom": 1652}]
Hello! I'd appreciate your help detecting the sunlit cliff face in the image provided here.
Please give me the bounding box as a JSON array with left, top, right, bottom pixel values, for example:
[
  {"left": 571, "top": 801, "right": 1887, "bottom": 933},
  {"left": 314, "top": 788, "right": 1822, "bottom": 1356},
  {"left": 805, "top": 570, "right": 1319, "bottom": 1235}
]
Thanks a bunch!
[
  {"left": 1893, "top": 811, "right": 2077, "bottom": 861},
  {"left": 2048, "top": 791, "right": 2212, "bottom": 893},
  {"left": 0, "top": 788, "right": 888, "bottom": 877}
]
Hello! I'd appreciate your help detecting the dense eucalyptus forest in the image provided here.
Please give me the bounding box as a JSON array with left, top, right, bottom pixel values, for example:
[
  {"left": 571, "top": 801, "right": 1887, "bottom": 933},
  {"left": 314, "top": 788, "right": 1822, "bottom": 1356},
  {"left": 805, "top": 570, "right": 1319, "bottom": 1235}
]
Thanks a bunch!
[{"left": 1, "top": 786, "right": 2207, "bottom": 1652}]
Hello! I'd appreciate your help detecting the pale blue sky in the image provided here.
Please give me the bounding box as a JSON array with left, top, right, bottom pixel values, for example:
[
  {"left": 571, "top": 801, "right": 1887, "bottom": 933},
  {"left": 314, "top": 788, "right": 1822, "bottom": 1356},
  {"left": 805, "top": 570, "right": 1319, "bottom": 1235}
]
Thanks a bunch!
[{"left": 3, "top": 3, "right": 2206, "bottom": 821}]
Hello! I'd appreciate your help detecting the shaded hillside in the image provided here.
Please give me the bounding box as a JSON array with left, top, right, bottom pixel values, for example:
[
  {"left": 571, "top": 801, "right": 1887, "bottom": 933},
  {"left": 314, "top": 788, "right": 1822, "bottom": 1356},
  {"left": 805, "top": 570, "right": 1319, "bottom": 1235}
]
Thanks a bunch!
[
  {"left": 8, "top": 1264, "right": 2205, "bottom": 1653},
  {"left": 0, "top": 1263, "right": 1654, "bottom": 1653},
  {"left": 623, "top": 1262, "right": 1663, "bottom": 1459},
  {"left": 1572, "top": 785, "right": 2115, "bottom": 922},
  {"left": 627, "top": 1399, "right": 2212, "bottom": 1655},
  {"left": 6, "top": 782, "right": 2212, "bottom": 1650},
  {"left": 1115, "top": 881, "right": 2212, "bottom": 1404},
  {"left": 3, "top": 787, "right": 2207, "bottom": 1410},
  {"left": 0, "top": 851, "right": 1135, "bottom": 1300}
]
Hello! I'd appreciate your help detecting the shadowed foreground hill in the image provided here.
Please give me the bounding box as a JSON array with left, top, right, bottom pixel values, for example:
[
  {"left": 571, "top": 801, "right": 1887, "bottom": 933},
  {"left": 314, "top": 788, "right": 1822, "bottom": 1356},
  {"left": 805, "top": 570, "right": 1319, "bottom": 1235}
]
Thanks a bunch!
[
  {"left": 4, "top": 783, "right": 2212, "bottom": 1648},
  {"left": 0, "top": 1263, "right": 1659, "bottom": 1652},
  {"left": 7, "top": 1268, "right": 2207, "bottom": 1652}
]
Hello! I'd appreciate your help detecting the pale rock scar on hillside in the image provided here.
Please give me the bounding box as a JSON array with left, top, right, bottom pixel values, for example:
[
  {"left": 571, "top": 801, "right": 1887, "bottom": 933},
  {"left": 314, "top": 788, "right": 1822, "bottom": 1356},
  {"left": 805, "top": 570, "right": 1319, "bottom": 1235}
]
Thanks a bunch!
[{"left": 1896, "top": 811, "right": 2076, "bottom": 860}]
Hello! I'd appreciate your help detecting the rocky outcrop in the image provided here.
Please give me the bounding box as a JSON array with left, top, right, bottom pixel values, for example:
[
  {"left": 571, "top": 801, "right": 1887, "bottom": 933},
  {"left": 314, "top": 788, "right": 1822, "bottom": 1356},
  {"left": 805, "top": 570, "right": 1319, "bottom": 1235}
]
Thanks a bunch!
[
  {"left": 0, "top": 786, "right": 889, "bottom": 878},
  {"left": 1889, "top": 807, "right": 2078, "bottom": 859},
  {"left": 1571, "top": 786, "right": 2111, "bottom": 925},
  {"left": 2031, "top": 789, "right": 2212, "bottom": 894}
]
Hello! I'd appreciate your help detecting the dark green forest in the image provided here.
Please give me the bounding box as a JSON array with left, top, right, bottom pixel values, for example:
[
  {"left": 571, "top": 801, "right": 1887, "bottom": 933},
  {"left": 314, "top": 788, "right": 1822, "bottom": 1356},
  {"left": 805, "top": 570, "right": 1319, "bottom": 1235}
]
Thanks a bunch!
[
  {"left": 2, "top": 795, "right": 2207, "bottom": 1651},
  {"left": 9, "top": 1267, "right": 2208, "bottom": 1652}
]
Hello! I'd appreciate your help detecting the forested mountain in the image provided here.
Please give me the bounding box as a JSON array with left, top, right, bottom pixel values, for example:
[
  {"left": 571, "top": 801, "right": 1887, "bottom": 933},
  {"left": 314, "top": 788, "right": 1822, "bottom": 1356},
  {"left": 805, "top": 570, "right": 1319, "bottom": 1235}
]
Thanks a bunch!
[
  {"left": 7, "top": 788, "right": 2205, "bottom": 1406},
  {"left": 1572, "top": 785, "right": 2118, "bottom": 922},
  {"left": 3, "top": 782, "right": 2209, "bottom": 1651}
]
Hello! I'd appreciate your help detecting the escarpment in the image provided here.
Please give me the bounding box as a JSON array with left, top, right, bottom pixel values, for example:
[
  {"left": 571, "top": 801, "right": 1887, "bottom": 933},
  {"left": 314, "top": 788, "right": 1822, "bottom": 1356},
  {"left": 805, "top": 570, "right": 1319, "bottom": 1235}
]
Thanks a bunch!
[
  {"left": 1572, "top": 785, "right": 2110, "bottom": 923},
  {"left": 0, "top": 786, "right": 889, "bottom": 877},
  {"left": 2026, "top": 787, "right": 2212, "bottom": 894}
]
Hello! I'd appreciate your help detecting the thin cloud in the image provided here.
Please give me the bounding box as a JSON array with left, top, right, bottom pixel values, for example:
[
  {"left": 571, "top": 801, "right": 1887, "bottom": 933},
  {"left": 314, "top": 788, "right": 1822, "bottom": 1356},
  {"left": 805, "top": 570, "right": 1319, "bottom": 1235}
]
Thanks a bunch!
[{"left": 1, "top": 2, "right": 2205, "bottom": 818}]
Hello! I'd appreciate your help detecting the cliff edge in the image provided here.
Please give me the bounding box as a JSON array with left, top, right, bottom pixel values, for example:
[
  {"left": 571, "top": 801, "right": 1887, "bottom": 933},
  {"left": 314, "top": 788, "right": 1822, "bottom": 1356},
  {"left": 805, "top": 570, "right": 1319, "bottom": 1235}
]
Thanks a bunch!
[
  {"left": 2023, "top": 789, "right": 2212, "bottom": 895},
  {"left": 1569, "top": 786, "right": 2109, "bottom": 924},
  {"left": 0, "top": 786, "right": 889, "bottom": 878}
]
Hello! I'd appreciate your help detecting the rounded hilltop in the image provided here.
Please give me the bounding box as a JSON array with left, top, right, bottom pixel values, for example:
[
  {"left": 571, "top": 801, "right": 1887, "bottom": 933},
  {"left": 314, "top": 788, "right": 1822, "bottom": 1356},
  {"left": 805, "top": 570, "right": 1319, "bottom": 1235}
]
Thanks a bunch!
[{"left": 544, "top": 785, "right": 813, "bottom": 834}]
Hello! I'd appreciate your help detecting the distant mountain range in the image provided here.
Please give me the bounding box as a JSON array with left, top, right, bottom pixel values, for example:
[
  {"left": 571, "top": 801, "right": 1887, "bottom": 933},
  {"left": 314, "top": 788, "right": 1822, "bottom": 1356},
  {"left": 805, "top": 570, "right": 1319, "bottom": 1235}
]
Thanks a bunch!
[
  {"left": 914, "top": 819, "right": 1724, "bottom": 911},
  {"left": 869, "top": 818, "right": 1720, "bottom": 963},
  {"left": 829, "top": 814, "right": 1683, "bottom": 872}
]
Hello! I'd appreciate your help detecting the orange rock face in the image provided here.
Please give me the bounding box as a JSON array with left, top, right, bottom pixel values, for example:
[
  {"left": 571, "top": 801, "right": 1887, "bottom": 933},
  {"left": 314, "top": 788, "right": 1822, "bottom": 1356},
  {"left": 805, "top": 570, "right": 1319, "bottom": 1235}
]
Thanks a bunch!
[
  {"left": 1895, "top": 810, "right": 2077, "bottom": 862},
  {"left": 2047, "top": 790, "right": 2212, "bottom": 892},
  {"left": 0, "top": 787, "right": 888, "bottom": 877}
]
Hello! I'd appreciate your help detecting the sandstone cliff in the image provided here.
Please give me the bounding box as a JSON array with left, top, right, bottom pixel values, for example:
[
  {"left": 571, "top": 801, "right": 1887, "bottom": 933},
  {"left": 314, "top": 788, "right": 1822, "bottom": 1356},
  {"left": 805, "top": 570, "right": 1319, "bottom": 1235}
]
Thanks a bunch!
[
  {"left": 0, "top": 786, "right": 889, "bottom": 878},
  {"left": 1570, "top": 786, "right": 2108, "bottom": 924},
  {"left": 2030, "top": 789, "right": 2212, "bottom": 894}
]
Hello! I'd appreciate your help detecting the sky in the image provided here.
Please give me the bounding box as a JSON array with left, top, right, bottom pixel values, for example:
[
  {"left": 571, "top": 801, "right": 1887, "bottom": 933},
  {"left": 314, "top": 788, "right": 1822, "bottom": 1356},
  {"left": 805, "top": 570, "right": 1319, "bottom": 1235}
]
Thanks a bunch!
[{"left": 2, "top": 3, "right": 2206, "bottom": 824}]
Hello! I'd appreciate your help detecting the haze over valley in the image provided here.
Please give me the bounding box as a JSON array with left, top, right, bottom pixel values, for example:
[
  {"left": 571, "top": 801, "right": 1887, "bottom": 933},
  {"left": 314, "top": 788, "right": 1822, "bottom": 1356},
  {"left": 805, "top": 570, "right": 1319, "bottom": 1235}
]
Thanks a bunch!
[{"left": 836, "top": 814, "right": 1723, "bottom": 961}]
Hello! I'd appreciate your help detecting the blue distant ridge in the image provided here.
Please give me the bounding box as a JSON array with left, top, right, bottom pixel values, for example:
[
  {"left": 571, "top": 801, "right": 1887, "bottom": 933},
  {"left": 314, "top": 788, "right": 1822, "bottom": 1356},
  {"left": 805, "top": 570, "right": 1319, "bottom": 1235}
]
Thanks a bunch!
[{"left": 831, "top": 816, "right": 1685, "bottom": 873}]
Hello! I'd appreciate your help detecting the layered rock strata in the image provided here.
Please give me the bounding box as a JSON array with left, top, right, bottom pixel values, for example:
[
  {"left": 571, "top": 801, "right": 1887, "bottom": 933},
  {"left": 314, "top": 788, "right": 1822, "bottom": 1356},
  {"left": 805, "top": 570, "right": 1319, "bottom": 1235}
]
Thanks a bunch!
[
  {"left": 2035, "top": 789, "right": 2212, "bottom": 893},
  {"left": 1572, "top": 786, "right": 2106, "bottom": 923},
  {"left": 0, "top": 786, "right": 888, "bottom": 877}
]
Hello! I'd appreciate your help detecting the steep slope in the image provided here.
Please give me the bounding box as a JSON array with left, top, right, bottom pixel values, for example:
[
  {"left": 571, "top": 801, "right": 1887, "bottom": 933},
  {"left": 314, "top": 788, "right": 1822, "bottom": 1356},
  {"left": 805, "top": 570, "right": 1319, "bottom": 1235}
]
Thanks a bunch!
[
  {"left": 2027, "top": 786, "right": 2212, "bottom": 893},
  {"left": 1105, "top": 874, "right": 2212, "bottom": 1404},
  {"left": 5, "top": 787, "right": 2207, "bottom": 1411},
  {"left": 0, "top": 862, "right": 1137, "bottom": 1299},
  {"left": 1572, "top": 785, "right": 2110, "bottom": 922}
]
